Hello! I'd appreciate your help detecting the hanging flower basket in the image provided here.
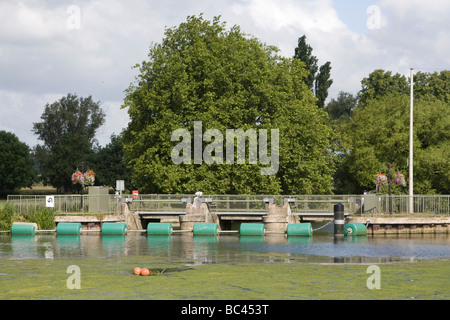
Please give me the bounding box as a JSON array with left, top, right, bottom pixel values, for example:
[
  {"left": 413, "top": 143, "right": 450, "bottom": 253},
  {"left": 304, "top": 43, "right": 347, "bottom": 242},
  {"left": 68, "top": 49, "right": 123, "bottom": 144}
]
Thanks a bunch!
[
  {"left": 71, "top": 169, "right": 96, "bottom": 186},
  {"left": 374, "top": 173, "right": 388, "bottom": 187},
  {"left": 392, "top": 172, "right": 406, "bottom": 186},
  {"left": 374, "top": 171, "right": 406, "bottom": 189}
]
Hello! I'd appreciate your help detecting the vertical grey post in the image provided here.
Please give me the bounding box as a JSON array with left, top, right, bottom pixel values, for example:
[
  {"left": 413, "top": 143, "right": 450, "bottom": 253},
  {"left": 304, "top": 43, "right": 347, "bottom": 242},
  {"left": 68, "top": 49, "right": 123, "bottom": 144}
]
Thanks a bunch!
[{"left": 334, "top": 203, "right": 345, "bottom": 237}]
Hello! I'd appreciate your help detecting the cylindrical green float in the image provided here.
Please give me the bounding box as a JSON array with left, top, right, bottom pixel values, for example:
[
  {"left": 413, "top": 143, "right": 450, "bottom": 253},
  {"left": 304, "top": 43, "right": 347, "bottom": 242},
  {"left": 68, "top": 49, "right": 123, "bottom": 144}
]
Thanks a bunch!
[
  {"left": 11, "top": 222, "right": 37, "bottom": 235},
  {"left": 193, "top": 223, "right": 218, "bottom": 236},
  {"left": 344, "top": 223, "right": 367, "bottom": 236},
  {"left": 56, "top": 223, "right": 82, "bottom": 235},
  {"left": 240, "top": 223, "right": 265, "bottom": 236},
  {"left": 147, "top": 223, "right": 173, "bottom": 235},
  {"left": 286, "top": 223, "right": 312, "bottom": 236},
  {"left": 101, "top": 222, "right": 127, "bottom": 235}
]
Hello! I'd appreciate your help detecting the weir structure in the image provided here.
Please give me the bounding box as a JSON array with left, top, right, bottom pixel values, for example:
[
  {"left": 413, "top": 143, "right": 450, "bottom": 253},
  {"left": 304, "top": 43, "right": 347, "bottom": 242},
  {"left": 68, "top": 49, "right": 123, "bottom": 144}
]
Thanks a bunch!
[
  {"left": 7, "top": 193, "right": 450, "bottom": 235},
  {"left": 97, "top": 194, "right": 450, "bottom": 235}
]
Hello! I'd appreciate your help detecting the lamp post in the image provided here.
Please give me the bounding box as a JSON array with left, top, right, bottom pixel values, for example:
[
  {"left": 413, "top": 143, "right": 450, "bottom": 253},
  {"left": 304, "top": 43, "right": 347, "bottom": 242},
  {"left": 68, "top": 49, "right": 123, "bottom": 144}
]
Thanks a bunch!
[
  {"left": 409, "top": 68, "right": 414, "bottom": 214},
  {"left": 387, "top": 163, "right": 392, "bottom": 215},
  {"left": 78, "top": 162, "right": 86, "bottom": 212}
]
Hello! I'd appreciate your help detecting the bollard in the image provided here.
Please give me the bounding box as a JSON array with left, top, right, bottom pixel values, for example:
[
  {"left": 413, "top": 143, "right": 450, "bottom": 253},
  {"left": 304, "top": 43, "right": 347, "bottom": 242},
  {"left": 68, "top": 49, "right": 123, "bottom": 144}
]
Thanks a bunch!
[{"left": 334, "top": 203, "right": 345, "bottom": 237}]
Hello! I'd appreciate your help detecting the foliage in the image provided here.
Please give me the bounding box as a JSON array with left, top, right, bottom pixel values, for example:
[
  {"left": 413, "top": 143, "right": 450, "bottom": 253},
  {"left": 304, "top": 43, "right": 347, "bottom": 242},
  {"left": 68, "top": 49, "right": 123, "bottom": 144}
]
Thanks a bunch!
[
  {"left": 358, "top": 69, "right": 409, "bottom": 106},
  {"left": 314, "top": 61, "right": 333, "bottom": 108},
  {"left": 326, "top": 91, "right": 358, "bottom": 123},
  {"left": 414, "top": 70, "right": 450, "bottom": 103},
  {"left": 0, "top": 202, "right": 15, "bottom": 231},
  {"left": 338, "top": 94, "right": 449, "bottom": 194},
  {"left": 358, "top": 69, "right": 450, "bottom": 106},
  {"left": 294, "top": 35, "right": 318, "bottom": 91},
  {"left": 294, "top": 35, "right": 333, "bottom": 108},
  {"left": 89, "top": 134, "right": 133, "bottom": 189},
  {"left": 0, "top": 203, "right": 55, "bottom": 231},
  {"left": 0, "top": 131, "right": 36, "bottom": 195},
  {"left": 122, "top": 15, "right": 336, "bottom": 195},
  {"left": 332, "top": 69, "right": 449, "bottom": 194},
  {"left": 21, "top": 207, "right": 56, "bottom": 230},
  {"left": 32, "top": 94, "right": 105, "bottom": 192}
]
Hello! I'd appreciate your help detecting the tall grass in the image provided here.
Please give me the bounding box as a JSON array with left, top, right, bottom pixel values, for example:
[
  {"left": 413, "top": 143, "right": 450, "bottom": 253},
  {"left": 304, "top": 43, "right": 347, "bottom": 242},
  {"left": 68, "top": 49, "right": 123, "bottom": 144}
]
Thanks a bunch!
[
  {"left": 21, "top": 207, "right": 56, "bottom": 230},
  {"left": 0, "top": 202, "right": 56, "bottom": 230},
  {"left": 0, "top": 202, "right": 15, "bottom": 231}
]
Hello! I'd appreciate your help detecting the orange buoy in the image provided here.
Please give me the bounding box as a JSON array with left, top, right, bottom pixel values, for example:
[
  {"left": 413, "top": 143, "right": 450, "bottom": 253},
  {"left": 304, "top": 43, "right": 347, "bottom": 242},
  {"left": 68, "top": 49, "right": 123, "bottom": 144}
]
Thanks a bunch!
[
  {"left": 133, "top": 267, "right": 141, "bottom": 275},
  {"left": 140, "top": 268, "right": 150, "bottom": 276}
]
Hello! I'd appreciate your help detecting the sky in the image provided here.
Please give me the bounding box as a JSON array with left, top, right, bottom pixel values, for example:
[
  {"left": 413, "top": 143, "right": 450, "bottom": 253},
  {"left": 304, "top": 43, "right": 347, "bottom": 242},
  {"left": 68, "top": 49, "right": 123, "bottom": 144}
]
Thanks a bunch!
[{"left": 1, "top": 0, "right": 449, "bottom": 148}]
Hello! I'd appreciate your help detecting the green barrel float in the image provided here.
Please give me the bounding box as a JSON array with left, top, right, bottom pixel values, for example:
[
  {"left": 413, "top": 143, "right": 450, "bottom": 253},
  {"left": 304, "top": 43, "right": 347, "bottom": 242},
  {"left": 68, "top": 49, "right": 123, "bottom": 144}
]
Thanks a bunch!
[
  {"left": 240, "top": 223, "right": 265, "bottom": 236},
  {"left": 147, "top": 223, "right": 173, "bottom": 235},
  {"left": 193, "top": 223, "right": 218, "bottom": 236},
  {"left": 56, "top": 223, "right": 82, "bottom": 235},
  {"left": 11, "top": 222, "right": 37, "bottom": 235},
  {"left": 101, "top": 222, "right": 127, "bottom": 235},
  {"left": 344, "top": 223, "right": 367, "bottom": 236},
  {"left": 286, "top": 223, "right": 312, "bottom": 236}
]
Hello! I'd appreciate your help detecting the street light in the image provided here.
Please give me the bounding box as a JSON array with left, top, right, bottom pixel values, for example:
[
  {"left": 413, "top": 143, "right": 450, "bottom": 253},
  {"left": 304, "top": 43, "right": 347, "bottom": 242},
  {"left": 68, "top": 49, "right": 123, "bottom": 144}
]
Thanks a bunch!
[{"left": 409, "top": 68, "right": 414, "bottom": 214}]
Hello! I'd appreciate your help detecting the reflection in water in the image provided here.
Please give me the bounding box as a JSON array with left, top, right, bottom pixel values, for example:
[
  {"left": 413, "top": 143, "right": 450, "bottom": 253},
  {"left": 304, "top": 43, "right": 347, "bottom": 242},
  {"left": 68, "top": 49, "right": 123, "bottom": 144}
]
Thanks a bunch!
[
  {"left": 0, "top": 233, "right": 449, "bottom": 264},
  {"left": 56, "top": 235, "right": 81, "bottom": 258},
  {"left": 102, "top": 235, "right": 126, "bottom": 257},
  {"left": 240, "top": 236, "right": 264, "bottom": 243}
]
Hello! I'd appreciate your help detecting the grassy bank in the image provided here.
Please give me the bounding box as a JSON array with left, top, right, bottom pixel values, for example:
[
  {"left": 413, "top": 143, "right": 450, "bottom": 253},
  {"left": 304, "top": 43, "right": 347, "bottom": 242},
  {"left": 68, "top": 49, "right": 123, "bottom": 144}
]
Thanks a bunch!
[{"left": 0, "top": 202, "right": 55, "bottom": 231}]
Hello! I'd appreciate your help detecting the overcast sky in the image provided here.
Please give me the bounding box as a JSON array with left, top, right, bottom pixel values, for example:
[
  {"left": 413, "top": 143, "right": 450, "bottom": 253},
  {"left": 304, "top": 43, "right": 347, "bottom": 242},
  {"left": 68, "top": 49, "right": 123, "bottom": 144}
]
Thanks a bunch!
[{"left": 1, "top": 0, "right": 449, "bottom": 148}]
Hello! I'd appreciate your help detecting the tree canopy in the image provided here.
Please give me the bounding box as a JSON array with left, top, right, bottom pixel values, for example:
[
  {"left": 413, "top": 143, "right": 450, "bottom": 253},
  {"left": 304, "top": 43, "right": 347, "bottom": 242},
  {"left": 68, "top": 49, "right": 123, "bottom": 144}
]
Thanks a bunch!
[
  {"left": 334, "top": 69, "right": 450, "bottom": 194},
  {"left": 0, "top": 131, "right": 36, "bottom": 195},
  {"left": 122, "top": 15, "right": 336, "bottom": 195},
  {"left": 90, "top": 134, "right": 132, "bottom": 189},
  {"left": 33, "top": 93, "right": 105, "bottom": 192},
  {"left": 294, "top": 35, "right": 333, "bottom": 108}
]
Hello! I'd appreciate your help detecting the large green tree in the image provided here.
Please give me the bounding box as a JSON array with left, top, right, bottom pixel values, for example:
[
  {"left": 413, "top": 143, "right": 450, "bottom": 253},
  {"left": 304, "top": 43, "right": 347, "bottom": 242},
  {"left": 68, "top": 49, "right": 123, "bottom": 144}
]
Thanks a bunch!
[
  {"left": 357, "top": 69, "right": 409, "bottom": 106},
  {"left": 0, "top": 131, "right": 36, "bottom": 195},
  {"left": 333, "top": 69, "right": 449, "bottom": 194},
  {"left": 122, "top": 15, "right": 336, "bottom": 195},
  {"left": 33, "top": 94, "right": 105, "bottom": 192}
]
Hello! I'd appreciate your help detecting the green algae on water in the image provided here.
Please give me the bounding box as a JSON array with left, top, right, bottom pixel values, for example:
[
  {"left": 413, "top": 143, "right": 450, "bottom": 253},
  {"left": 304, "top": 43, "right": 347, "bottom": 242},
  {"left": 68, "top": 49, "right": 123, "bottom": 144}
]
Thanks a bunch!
[{"left": 0, "top": 256, "right": 449, "bottom": 300}]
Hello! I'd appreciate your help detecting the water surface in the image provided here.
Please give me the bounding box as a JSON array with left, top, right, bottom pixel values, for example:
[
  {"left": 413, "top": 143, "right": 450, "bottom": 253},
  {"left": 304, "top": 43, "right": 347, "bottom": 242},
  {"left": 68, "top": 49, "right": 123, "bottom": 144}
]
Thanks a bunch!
[{"left": 1, "top": 233, "right": 449, "bottom": 264}]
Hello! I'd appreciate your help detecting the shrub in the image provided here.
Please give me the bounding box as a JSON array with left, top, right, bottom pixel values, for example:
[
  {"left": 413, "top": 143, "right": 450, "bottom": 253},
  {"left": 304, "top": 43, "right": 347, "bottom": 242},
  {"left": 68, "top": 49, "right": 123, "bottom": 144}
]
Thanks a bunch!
[{"left": 0, "top": 202, "right": 15, "bottom": 231}]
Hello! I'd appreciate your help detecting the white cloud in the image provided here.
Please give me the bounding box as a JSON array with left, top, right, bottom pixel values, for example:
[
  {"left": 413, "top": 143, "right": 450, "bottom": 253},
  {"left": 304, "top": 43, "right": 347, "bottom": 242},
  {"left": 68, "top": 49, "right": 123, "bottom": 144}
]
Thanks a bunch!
[{"left": 232, "top": 0, "right": 345, "bottom": 33}]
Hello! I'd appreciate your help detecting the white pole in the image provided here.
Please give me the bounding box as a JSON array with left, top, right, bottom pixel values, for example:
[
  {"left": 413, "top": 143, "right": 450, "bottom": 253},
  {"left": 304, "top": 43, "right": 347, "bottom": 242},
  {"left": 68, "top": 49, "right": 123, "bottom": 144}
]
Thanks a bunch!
[{"left": 409, "top": 68, "right": 414, "bottom": 214}]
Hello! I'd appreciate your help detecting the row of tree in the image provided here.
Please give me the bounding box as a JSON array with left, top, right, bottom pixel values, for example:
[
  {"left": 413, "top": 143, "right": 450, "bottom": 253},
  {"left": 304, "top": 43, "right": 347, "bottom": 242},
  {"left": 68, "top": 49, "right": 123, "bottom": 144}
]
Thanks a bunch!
[{"left": 1, "top": 15, "right": 448, "bottom": 195}]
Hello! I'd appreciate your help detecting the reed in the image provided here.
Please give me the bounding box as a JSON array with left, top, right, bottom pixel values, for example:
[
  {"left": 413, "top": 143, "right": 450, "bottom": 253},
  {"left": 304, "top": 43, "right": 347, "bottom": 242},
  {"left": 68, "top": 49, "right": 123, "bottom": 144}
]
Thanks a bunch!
[
  {"left": 0, "top": 202, "right": 15, "bottom": 231},
  {"left": 21, "top": 207, "right": 56, "bottom": 230}
]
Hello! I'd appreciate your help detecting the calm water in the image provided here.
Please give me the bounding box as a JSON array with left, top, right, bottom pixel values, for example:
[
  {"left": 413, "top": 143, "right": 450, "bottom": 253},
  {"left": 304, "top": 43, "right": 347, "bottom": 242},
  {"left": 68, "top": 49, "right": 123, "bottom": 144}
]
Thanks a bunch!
[{"left": 1, "top": 232, "right": 450, "bottom": 264}]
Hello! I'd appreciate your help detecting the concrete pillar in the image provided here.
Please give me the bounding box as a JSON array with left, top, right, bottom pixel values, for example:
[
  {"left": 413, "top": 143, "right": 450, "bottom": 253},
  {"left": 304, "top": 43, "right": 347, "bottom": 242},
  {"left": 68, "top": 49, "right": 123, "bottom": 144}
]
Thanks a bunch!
[{"left": 263, "top": 203, "right": 289, "bottom": 232}]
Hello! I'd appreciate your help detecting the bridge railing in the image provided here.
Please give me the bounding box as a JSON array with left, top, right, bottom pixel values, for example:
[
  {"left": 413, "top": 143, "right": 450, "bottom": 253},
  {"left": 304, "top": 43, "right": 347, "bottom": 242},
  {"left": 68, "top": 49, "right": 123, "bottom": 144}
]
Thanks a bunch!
[{"left": 6, "top": 194, "right": 449, "bottom": 216}]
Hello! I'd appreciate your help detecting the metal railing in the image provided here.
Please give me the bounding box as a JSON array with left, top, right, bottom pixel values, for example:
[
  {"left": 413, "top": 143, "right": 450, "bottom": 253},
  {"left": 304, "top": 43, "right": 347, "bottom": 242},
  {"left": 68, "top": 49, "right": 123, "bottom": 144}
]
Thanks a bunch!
[
  {"left": 129, "top": 194, "right": 190, "bottom": 214},
  {"left": 6, "top": 194, "right": 449, "bottom": 216},
  {"left": 6, "top": 194, "right": 117, "bottom": 214}
]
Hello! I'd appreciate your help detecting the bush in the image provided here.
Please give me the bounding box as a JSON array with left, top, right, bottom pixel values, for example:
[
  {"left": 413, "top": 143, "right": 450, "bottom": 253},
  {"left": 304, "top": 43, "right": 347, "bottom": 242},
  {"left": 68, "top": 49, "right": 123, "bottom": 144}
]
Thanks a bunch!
[
  {"left": 0, "top": 202, "right": 15, "bottom": 231},
  {"left": 21, "top": 207, "right": 56, "bottom": 230}
]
